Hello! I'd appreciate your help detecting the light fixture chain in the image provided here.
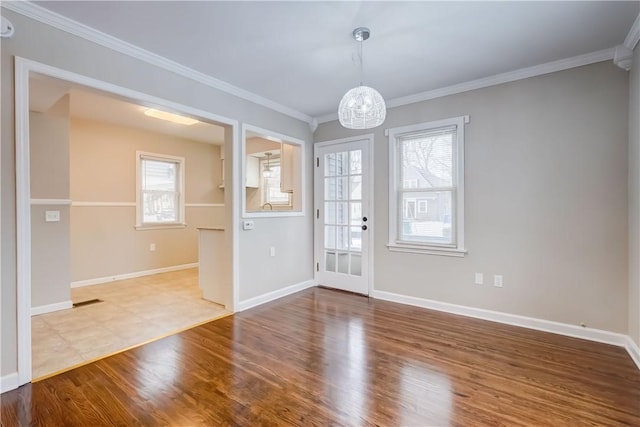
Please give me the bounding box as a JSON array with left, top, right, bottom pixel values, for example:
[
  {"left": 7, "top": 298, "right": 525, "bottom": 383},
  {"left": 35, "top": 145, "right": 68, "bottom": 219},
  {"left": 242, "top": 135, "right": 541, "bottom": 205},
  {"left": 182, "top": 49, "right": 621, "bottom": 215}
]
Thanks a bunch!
[{"left": 359, "top": 37, "right": 364, "bottom": 87}]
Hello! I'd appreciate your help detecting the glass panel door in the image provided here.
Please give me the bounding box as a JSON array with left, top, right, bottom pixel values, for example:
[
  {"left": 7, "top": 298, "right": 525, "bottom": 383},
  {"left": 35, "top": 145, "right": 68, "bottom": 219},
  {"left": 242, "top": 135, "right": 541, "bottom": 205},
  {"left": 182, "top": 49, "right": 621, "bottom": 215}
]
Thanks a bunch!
[{"left": 315, "top": 138, "right": 370, "bottom": 294}]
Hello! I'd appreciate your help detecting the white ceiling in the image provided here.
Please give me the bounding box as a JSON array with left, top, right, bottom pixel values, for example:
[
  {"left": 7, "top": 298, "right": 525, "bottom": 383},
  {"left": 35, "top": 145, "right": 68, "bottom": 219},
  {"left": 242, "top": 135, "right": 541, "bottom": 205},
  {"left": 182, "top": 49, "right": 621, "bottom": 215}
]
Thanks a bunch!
[
  {"left": 29, "top": 75, "right": 226, "bottom": 144},
  {"left": 33, "top": 1, "right": 639, "bottom": 119}
]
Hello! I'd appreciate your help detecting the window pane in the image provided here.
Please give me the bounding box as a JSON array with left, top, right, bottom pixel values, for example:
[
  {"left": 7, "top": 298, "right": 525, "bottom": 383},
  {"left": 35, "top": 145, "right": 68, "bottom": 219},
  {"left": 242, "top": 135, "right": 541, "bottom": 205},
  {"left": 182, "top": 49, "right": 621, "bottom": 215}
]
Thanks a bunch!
[
  {"left": 141, "top": 158, "right": 180, "bottom": 224},
  {"left": 336, "top": 177, "right": 348, "bottom": 200},
  {"left": 350, "top": 176, "right": 362, "bottom": 200},
  {"left": 350, "top": 226, "right": 362, "bottom": 251},
  {"left": 324, "top": 153, "right": 336, "bottom": 177},
  {"left": 325, "top": 226, "right": 336, "bottom": 249},
  {"left": 142, "top": 159, "right": 177, "bottom": 191},
  {"left": 336, "top": 202, "right": 348, "bottom": 225},
  {"left": 263, "top": 163, "right": 289, "bottom": 205},
  {"left": 350, "top": 202, "right": 362, "bottom": 225},
  {"left": 336, "top": 152, "right": 349, "bottom": 176},
  {"left": 400, "top": 191, "right": 453, "bottom": 244},
  {"left": 325, "top": 177, "right": 336, "bottom": 200},
  {"left": 143, "top": 191, "right": 177, "bottom": 223},
  {"left": 337, "top": 226, "right": 349, "bottom": 250},
  {"left": 400, "top": 130, "right": 454, "bottom": 189},
  {"left": 325, "top": 202, "right": 336, "bottom": 225},
  {"left": 325, "top": 251, "right": 336, "bottom": 272},
  {"left": 337, "top": 253, "right": 349, "bottom": 274},
  {"left": 350, "top": 150, "right": 362, "bottom": 174},
  {"left": 350, "top": 253, "right": 362, "bottom": 276}
]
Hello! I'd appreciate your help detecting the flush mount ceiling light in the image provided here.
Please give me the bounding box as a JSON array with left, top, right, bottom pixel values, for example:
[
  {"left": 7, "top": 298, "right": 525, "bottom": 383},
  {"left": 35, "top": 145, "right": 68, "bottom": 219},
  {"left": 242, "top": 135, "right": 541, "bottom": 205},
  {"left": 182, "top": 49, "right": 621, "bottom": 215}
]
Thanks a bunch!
[
  {"left": 144, "top": 108, "right": 199, "bottom": 125},
  {"left": 338, "top": 27, "right": 386, "bottom": 130}
]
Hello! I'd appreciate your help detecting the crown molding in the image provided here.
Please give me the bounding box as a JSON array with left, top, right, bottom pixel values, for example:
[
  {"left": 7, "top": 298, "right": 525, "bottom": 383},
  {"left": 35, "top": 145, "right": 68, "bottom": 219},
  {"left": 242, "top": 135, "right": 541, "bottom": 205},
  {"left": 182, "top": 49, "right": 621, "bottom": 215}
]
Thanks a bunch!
[
  {"left": 316, "top": 48, "right": 616, "bottom": 124},
  {"left": 2, "top": 1, "right": 314, "bottom": 125},
  {"left": 624, "top": 13, "right": 640, "bottom": 50},
  {"left": 614, "top": 45, "right": 633, "bottom": 71}
]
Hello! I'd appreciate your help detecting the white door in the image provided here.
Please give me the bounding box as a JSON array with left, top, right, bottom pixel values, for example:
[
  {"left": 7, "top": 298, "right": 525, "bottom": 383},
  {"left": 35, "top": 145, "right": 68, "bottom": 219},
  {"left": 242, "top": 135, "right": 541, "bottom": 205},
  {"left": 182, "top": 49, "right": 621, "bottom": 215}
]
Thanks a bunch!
[{"left": 315, "top": 137, "right": 371, "bottom": 294}]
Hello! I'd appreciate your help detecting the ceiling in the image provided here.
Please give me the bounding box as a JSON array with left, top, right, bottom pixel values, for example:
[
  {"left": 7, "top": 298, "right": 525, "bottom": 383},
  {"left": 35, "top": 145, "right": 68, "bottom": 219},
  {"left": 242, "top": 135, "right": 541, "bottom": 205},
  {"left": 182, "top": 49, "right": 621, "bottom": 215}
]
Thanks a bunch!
[
  {"left": 33, "top": 1, "right": 639, "bottom": 120},
  {"left": 29, "top": 74, "right": 226, "bottom": 144}
]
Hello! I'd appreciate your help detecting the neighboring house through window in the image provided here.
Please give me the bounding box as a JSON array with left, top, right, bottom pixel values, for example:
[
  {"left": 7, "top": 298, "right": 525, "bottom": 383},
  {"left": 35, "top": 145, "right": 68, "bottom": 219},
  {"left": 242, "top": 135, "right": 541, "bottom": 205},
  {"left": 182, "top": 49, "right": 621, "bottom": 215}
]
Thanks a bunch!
[
  {"left": 388, "top": 116, "right": 467, "bottom": 256},
  {"left": 136, "top": 151, "right": 185, "bottom": 229}
]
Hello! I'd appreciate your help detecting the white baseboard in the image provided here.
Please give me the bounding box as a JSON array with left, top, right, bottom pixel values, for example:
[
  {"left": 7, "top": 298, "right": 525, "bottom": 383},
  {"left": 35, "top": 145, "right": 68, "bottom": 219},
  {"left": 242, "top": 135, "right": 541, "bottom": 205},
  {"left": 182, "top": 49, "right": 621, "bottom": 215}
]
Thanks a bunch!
[
  {"left": 31, "top": 300, "right": 72, "bottom": 316},
  {"left": 371, "top": 290, "right": 630, "bottom": 348},
  {"left": 70, "top": 263, "right": 198, "bottom": 288},
  {"left": 624, "top": 336, "right": 640, "bottom": 370},
  {"left": 1, "top": 372, "right": 19, "bottom": 393},
  {"left": 237, "top": 279, "right": 315, "bottom": 312}
]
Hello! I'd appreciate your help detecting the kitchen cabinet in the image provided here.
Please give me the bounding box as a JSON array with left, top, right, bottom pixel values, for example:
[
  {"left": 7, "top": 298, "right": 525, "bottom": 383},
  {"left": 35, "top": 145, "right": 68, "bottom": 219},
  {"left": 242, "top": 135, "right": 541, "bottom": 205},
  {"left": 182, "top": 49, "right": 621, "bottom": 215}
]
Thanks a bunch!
[{"left": 246, "top": 155, "right": 260, "bottom": 188}]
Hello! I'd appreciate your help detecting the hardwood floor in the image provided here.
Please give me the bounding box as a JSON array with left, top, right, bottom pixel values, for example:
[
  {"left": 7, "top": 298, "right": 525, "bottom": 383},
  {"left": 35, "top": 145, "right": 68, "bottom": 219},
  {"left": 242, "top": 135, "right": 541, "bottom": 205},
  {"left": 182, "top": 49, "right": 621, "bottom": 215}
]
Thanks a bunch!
[{"left": 2, "top": 287, "right": 639, "bottom": 426}]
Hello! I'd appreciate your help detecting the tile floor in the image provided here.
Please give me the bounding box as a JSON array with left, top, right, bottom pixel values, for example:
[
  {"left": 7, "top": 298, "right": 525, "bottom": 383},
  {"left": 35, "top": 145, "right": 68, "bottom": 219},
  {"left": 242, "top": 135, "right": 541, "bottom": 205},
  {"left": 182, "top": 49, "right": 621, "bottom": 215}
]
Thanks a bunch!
[{"left": 31, "top": 268, "right": 229, "bottom": 380}]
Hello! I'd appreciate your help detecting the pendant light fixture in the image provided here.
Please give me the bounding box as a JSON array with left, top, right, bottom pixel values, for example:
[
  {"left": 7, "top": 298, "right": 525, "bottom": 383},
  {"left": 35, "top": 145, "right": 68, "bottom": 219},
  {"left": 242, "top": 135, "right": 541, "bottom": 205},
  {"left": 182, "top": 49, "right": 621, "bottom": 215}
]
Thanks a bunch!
[
  {"left": 338, "top": 27, "right": 386, "bottom": 129},
  {"left": 262, "top": 152, "right": 273, "bottom": 178}
]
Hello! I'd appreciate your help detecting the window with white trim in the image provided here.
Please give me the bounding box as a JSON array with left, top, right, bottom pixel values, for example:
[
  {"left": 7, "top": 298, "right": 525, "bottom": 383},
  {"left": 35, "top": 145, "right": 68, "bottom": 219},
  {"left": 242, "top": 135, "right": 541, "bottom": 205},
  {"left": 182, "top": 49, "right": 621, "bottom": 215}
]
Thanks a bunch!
[
  {"left": 260, "top": 158, "right": 291, "bottom": 206},
  {"left": 388, "top": 116, "right": 466, "bottom": 256},
  {"left": 136, "top": 152, "right": 185, "bottom": 229}
]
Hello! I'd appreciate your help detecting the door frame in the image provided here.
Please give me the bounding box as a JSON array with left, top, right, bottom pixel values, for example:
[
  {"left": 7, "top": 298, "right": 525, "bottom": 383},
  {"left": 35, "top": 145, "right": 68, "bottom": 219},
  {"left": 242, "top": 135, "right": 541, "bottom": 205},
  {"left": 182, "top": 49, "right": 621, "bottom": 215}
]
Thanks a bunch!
[
  {"left": 14, "top": 56, "right": 241, "bottom": 387},
  {"left": 313, "top": 134, "right": 375, "bottom": 296}
]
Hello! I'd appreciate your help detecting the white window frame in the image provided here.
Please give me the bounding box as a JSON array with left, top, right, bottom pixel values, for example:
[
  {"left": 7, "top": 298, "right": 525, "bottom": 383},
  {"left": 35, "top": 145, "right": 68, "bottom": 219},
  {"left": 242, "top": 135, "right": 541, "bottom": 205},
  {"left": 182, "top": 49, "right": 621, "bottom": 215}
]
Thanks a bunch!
[
  {"left": 135, "top": 151, "right": 186, "bottom": 230},
  {"left": 387, "top": 116, "right": 467, "bottom": 257}
]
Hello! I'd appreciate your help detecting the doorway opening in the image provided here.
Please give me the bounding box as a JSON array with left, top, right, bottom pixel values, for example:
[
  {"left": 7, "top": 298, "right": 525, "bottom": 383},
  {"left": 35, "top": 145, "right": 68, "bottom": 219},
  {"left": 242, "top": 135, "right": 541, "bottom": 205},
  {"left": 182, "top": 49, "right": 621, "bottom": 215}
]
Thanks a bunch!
[{"left": 15, "top": 57, "right": 239, "bottom": 386}]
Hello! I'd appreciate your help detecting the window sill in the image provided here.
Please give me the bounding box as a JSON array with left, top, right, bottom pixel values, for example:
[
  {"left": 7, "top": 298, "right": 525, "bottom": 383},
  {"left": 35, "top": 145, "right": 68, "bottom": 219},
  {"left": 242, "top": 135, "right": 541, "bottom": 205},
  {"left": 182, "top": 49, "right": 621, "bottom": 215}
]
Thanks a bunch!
[
  {"left": 135, "top": 223, "right": 187, "bottom": 231},
  {"left": 387, "top": 243, "right": 467, "bottom": 257}
]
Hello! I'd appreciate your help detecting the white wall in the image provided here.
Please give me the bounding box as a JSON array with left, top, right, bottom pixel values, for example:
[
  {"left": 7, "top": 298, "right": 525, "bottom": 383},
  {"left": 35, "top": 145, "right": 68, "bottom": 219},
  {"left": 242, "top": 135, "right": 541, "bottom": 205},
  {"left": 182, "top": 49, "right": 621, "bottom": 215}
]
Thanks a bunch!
[
  {"left": 315, "top": 61, "right": 629, "bottom": 333},
  {"left": 629, "top": 45, "right": 640, "bottom": 347},
  {"left": 0, "top": 8, "right": 313, "bottom": 378}
]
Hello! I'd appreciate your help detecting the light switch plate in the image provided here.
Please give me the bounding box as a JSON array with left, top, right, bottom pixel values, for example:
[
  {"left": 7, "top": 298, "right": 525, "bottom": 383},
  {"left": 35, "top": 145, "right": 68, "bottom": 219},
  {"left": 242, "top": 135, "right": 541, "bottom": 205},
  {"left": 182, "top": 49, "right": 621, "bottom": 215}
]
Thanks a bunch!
[{"left": 45, "top": 210, "right": 60, "bottom": 222}]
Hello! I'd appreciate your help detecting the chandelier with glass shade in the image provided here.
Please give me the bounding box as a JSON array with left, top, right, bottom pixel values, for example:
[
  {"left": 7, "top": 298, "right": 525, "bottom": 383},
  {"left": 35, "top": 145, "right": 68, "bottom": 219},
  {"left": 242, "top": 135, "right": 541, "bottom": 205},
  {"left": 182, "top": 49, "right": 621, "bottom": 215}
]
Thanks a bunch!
[{"left": 338, "top": 27, "right": 386, "bottom": 130}]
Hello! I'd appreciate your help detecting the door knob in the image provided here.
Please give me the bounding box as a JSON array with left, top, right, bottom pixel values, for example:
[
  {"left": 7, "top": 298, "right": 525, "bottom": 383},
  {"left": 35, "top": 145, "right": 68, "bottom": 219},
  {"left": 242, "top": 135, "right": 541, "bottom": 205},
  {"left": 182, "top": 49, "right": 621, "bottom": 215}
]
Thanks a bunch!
[
  {"left": 362, "top": 216, "right": 368, "bottom": 222},
  {"left": 361, "top": 225, "right": 368, "bottom": 230}
]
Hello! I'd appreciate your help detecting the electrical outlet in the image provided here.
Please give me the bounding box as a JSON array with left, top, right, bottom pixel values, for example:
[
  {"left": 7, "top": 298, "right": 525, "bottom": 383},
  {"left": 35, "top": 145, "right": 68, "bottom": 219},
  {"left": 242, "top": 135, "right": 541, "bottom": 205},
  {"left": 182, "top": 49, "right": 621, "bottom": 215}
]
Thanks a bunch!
[
  {"left": 494, "top": 274, "right": 503, "bottom": 288},
  {"left": 474, "top": 273, "right": 483, "bottom": 285},
  {"left": 269, "top": 247, "right": 276, "bottom": 257},
  {"left": 150, "top": 243, "right": 156, "bottom": 252}
]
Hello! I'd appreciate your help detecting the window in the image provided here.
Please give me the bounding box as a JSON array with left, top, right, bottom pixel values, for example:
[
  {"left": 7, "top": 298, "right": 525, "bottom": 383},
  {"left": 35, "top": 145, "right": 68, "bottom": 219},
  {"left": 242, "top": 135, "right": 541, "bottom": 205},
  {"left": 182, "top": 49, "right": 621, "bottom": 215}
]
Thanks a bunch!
[
  {"left": 261, "top": 158, "right": 291, "bottom": 206},
  {"left": 388, "top": 116, "right": 466, "bottom": 256},
  {"left": 136, "top": 151, "right": 185, "bottom": 229},
  {"left": 417, "top": 199, "right": 428, "bottom": 214}
]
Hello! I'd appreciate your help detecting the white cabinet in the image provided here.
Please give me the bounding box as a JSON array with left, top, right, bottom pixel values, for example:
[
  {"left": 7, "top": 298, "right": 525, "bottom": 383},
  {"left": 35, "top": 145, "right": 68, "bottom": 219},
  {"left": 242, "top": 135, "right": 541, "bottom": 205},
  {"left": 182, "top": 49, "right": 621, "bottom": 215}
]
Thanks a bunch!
[
  {"left": 280, "top": 143, "right": 300, "bottom": 193},
  {"left": 246, "top": 155, "right": 260, "bottom": 188},
  {"left": 197, "top": 228, "right": 230, "bottom": 308}
]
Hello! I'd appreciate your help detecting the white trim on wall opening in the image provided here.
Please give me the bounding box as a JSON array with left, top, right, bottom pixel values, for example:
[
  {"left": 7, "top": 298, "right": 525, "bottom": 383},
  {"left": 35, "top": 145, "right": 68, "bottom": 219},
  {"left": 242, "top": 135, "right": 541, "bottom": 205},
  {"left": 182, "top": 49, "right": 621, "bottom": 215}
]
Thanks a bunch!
[
  {"left": 241, "top": 123, "right": 307, "bottom": 218},
  {"left": 13, "top": 56, "right": 240, "bottom": 391}
]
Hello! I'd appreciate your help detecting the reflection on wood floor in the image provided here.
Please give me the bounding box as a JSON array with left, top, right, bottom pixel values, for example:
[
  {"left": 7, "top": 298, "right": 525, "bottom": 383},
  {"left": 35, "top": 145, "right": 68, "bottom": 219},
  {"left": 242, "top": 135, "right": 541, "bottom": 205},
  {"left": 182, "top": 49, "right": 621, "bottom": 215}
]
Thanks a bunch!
[
  {"left": 5, "top": 287, "right": 640, "bottom": 426},
  {"left": 31, "top": 268, "right": 227, "bottom": 379}
]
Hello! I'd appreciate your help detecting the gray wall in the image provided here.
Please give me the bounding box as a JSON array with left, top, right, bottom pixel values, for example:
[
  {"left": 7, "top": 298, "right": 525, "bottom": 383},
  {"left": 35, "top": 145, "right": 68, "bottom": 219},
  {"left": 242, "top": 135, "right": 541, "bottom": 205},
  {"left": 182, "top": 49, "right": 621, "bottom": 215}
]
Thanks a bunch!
[
  {"left": 1, "top": 9, "right": 313, "bottom": 377},
  {"left": 30, "top": 102, "right": 71, "bottom": 309},
  {"left": 315, "top": 61, "right": 629, "bottom": 333},
  {"left": 629, "top": 45, "right": 640, "bottom": 347}
]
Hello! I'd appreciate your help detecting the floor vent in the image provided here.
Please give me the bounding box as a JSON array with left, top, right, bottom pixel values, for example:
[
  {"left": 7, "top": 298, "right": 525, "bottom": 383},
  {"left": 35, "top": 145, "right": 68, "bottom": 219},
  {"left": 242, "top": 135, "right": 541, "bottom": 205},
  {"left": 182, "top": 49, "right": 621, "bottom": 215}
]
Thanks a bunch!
[{"left": 73, "top": 298, "right": 103, "bottom": 308}]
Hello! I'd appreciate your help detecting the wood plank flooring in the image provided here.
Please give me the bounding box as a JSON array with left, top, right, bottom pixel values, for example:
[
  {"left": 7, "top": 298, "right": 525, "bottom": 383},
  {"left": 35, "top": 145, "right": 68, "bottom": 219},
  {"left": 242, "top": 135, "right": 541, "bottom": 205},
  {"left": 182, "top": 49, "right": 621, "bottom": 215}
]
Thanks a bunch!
[{"left": 2, "top": 287, "right": 639, "bottom": 426}]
